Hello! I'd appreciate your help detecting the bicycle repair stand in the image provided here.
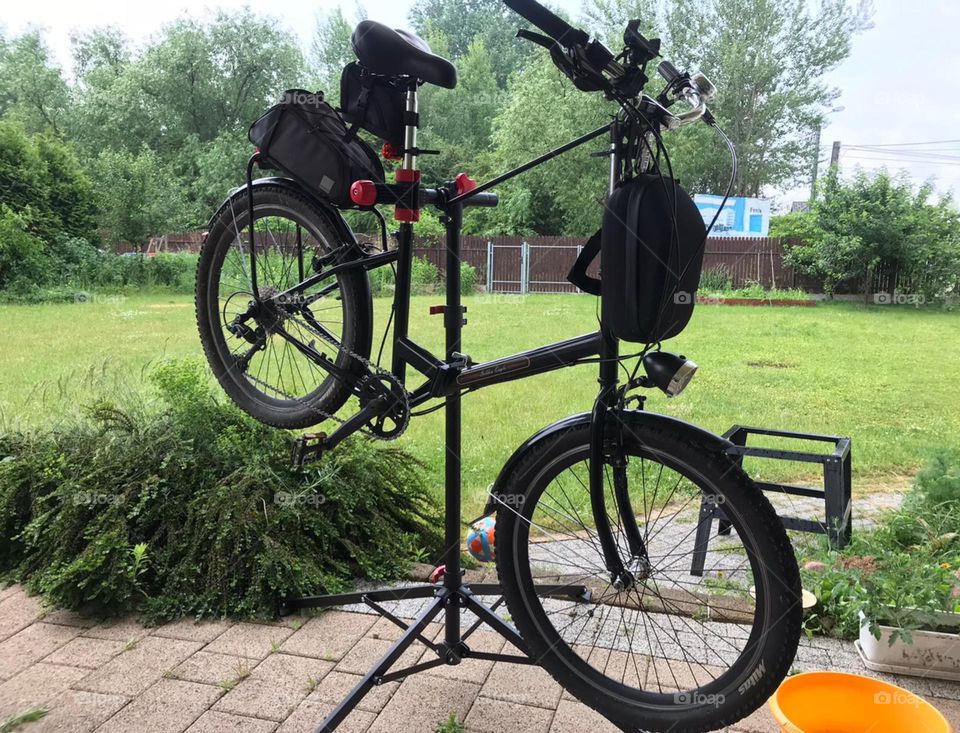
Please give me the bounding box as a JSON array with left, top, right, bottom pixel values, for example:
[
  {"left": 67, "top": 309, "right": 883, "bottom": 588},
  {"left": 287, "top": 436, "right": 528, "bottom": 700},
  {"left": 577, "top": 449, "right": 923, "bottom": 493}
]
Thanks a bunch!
[{"left": 278, "top": 203, "right": 590, "bottom": 732}]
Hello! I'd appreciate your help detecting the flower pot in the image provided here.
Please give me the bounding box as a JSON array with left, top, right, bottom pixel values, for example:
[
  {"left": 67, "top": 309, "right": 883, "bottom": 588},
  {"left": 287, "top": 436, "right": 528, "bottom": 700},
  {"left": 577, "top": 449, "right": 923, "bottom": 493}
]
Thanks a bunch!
[{"left": 857, "top": 610, "right": 960, "bottom": 681}]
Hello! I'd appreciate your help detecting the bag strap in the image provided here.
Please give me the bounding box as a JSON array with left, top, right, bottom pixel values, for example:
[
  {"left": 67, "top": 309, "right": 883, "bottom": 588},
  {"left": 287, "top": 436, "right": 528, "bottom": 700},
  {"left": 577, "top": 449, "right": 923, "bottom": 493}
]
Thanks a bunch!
[{"left": 567, "top": 229, "right": 602, "bottom": 295}]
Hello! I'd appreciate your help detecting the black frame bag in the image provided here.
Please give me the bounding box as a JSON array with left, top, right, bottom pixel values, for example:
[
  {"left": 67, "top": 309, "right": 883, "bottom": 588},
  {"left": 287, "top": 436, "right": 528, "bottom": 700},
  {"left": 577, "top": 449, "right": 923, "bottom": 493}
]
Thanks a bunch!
[
  {"left": 569, "top": 175, "right": 707, "bottom": 343},
  {"left": 339, "top": 63, "right": 407, "bottom": 150},
  {"left": 248, "top": 89, "right": 384, "bottom": 207}
]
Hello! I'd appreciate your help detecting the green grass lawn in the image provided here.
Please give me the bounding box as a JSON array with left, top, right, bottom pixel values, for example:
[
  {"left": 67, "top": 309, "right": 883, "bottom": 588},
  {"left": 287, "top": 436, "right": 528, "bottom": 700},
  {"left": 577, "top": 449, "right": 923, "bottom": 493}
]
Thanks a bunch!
[{"left": 2, "top": 292, "right": 958, "bottom": 515}]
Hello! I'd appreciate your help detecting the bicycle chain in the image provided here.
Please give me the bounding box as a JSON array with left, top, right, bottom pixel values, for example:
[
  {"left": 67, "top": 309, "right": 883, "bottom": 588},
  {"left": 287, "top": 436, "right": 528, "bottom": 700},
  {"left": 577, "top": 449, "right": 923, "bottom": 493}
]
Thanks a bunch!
[{"left": 241, "top": 307, "right": 412, "bottom": 442}]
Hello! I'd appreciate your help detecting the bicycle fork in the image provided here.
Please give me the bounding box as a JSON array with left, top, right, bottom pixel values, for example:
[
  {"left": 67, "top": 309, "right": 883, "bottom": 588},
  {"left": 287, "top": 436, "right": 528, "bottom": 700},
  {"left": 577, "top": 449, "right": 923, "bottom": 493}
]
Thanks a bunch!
[{"left": 589, "top": 119, "right": 650, "bottom": 588}]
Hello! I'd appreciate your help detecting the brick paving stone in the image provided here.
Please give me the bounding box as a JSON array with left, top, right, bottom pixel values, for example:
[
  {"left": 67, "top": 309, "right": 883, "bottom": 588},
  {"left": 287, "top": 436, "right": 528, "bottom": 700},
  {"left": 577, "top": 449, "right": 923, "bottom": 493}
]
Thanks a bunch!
[
  {"left": 424, "top": 629, "right": 506, "bottom": 686},
  {"left": 366, "top": 616, "right": 407, "bottom": 642},
  {"left": 464, "top": 695, "right": 554, "bottom": 733},
  {"left": 278, "top": 698, "right": 375, "bottom": 733},
  {"left": 644, "top": 658, "right": 727, "bottom": 692},
  {"left": 26, "top": 689, "right": 129, "bottom": 733},
  {"left": 40, "top": 608, "right": 98, "bottom": 629},
  {"left": 0, "top": 589, "right": 44, "bottom": 641},
  {"left": 480, "top": 662, "right": 564, "bottom": 709},
  {"left": 307, "top": 671, "right": 399, "bottom": 713},
  {"left": 728, "top": 702, "right": 780, "bottom": 733},
  {"left": 205, "top": 623, "right": 295, "bottom": 660},
  {"left": 82, "top": 617, "right": 151, "bottom": 643},
  {"left": 214, "top": 653, "right": 333, "bottom": 722},
  {"left": 366, "top": 675, "right": 481, "bottom": 733},
  {"left": 152, "top": 618, "right": 234, "bottom": 644},
  {"left": 0, "top": 584, "right": 18, "bottom": 603},
  {"left": 0, "top": 662, "right": 88, "bottom": 718},
  {"left": 0, "top": 622, "right": 80, "bottom": 678},
  {"left": 334, "top": 637, "right": 425, "bottom": 676},
  {"left": 170, "top": 651, "right": 259, "bottom": 687},
  {"left": 280, "top": 612, "right": 376, "bottom": 662},
  {"left": 548, "top": 699, "right": 621, "bottom": 733},
  {"left": 926, "top": 677, "right": 960, "bottom": 701},
  {"left": 77, "top": 636, "right": 202, "bottom": 697},
  {"left": 95, "top": 678, "right": 222, "bottom": 733},
  {"left": 185, "top": 710, "right": 278, "bottom": 733},
  {"left": 43, "top": 636, "right": 126, "bottom": 670}
]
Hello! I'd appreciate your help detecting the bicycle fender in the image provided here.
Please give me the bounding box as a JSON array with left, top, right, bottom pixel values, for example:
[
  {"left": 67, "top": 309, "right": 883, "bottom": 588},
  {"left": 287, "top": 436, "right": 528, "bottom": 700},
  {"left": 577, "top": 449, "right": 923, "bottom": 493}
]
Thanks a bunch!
[
  {"left": 484, "top": 410, "right": 736, "bottom": 515},
  {"left": 218, "top": 176, "right": 360, "bottom": 247}
]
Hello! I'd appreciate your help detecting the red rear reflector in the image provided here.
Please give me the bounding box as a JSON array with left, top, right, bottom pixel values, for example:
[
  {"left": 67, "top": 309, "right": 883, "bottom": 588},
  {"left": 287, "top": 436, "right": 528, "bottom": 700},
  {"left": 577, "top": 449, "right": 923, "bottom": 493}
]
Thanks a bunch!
[{"left": 350, "top": 180, "right": 378, "bottom": 207}]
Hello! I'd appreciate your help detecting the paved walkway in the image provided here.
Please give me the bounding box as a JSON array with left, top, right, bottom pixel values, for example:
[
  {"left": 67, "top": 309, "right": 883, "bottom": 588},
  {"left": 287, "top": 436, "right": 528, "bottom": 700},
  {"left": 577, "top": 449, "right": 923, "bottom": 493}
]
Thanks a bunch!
[{"left": 1, "top": 583, "right": 958, "bottom": 732}]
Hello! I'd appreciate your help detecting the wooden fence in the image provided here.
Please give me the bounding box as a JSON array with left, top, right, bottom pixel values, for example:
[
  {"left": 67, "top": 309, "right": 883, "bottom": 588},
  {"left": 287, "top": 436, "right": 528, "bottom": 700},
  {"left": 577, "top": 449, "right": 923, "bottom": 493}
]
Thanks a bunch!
[{"left": 122, "top": 232, "right": 863, "bottom": 294}]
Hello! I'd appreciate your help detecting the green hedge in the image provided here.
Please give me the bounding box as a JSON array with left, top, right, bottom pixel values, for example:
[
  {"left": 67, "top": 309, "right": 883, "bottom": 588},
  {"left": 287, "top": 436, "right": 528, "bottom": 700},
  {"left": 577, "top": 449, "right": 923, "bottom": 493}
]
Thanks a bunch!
[{"left": 0, "top": 361, "right": 440, "bottom": 620}]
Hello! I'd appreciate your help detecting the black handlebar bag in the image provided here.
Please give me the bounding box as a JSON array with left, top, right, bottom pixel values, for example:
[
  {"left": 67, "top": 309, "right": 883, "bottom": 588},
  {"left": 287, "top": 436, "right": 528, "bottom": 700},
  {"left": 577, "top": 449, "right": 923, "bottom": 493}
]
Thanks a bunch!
[
  {"left": 248, "top": 89, "right": 384, "bottom": 207},
  {"left": 569, "top": 175, "right": 707, "bottom": 343}
]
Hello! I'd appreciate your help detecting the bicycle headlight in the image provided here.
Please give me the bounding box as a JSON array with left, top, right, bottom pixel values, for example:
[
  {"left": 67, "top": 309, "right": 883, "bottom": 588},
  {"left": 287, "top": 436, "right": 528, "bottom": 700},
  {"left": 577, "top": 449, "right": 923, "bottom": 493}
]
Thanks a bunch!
[{"left": 642, "top": 351, "right": 698, "bottom": 397}]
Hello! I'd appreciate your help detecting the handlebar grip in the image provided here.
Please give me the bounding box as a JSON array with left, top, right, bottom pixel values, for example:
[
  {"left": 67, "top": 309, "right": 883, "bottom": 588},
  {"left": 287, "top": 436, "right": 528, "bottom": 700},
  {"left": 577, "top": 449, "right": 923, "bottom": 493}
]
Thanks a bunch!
[
  {"left": 503, "top": 0, "right": 589, "bottom": 46},
  {"left": 657, "top": 60, "right": 682, "bottom": 84}
]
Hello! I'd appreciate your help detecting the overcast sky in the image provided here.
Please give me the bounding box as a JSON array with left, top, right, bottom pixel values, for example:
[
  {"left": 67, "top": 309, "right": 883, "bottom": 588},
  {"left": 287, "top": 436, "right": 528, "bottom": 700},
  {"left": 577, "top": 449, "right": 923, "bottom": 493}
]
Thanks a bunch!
[{"left": 4, "top": 0, "right": 959, "bottom": 207}]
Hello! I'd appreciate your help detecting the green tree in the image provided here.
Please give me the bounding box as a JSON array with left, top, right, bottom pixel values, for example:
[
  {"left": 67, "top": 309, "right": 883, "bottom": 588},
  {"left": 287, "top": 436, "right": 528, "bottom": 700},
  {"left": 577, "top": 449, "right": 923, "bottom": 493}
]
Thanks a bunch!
[
  {"left": 0, "top": 119, "right": 96, "bottom": 242},
  {"left": 310, "top": 6, "right": 366, "bottom": 101},
  {"left": 409, "top": 0, "right": 536, "bottom": 86},
  {"left": 485, "top": 55, "right": 614, "bottom": 235},
  {"left": 785, "top": 168, "right": 960, "bottom": 301},
  {"left": 90, "top": 147, "right": 191, "bottom": 247},
  {"left": 0, "top": 30, "right": 70, "bottom": 135},
  {"left": 659, "top": 0, "right": 870, "bottom": 195}
]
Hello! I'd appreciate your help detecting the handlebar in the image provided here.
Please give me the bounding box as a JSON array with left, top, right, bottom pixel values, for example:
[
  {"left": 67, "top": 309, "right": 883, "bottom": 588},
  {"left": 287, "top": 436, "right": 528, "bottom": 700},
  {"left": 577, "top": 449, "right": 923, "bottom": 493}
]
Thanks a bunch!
[{"left": 502, "top": 0, "right": 588, "bottom": 47}]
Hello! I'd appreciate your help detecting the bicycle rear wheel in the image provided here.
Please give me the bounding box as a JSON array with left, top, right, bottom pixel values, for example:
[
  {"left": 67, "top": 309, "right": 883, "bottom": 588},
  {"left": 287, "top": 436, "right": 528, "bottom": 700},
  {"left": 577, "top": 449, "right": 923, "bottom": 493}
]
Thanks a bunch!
[
  {"left": 196, "top": 184, "right": 372, "bottom": 428},
  {"left": 495, "top": 414, "right": 801, "bottom": 732}
]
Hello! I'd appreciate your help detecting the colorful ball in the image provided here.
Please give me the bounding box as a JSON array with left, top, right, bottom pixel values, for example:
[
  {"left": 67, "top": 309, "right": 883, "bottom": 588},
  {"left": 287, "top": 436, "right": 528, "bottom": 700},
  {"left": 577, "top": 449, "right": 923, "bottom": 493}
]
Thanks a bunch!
[{"left": 466, "top": 516, "right": 496, "bottom": 563}]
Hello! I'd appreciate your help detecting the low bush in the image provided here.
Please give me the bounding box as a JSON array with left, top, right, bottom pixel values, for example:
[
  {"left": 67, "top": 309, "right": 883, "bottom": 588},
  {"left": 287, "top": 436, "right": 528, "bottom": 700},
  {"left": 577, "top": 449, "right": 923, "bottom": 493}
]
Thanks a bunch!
[
  {"left": 411, "top": 257, "right": 441, "bottom": 295},
  {"left": 799, "top": 457, "right": 960, "bottom": 641},
  {"left": 0, "top": 360, "right": 440, "bottom": 621},
  {"left": 460, "top": 262, "right": 477, "bottom": 296},
  {"left": 698, "top": 266, "right": 732, "bottom": 292},
  {"left": 910, "top": 448, "right": 960, "bottom": 512}
]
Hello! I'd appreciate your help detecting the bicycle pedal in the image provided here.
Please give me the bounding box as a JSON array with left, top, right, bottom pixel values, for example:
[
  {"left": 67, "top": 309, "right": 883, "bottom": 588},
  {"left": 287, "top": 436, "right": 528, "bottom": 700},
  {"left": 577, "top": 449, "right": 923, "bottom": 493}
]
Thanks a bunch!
[{"left": 292, "top": 433, "right": 328, "bottom": 468}]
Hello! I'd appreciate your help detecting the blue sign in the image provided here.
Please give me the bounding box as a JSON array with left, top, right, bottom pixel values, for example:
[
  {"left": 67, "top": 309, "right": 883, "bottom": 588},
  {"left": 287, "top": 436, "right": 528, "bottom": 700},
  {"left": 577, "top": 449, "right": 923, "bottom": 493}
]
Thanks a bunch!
[{"left": 694, "top": 195, "right": 771, "bottom": 237}]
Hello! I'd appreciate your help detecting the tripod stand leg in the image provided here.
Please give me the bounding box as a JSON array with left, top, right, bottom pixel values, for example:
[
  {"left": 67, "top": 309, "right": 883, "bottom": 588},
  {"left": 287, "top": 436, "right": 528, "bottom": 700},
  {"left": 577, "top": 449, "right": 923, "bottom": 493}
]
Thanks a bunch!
[
  {"left": 313, "top": 592, "right": 445, "bottom": 732},
  {"left": 460, "top": 590, "right": 529, "bottom": 656}
]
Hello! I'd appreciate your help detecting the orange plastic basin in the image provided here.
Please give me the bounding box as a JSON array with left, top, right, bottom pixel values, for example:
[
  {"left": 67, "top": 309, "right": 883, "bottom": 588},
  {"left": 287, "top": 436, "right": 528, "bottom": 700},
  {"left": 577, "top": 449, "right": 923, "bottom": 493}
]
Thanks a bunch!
[{"left": 769, "top": 671, "right": 952, "bottom": 733}]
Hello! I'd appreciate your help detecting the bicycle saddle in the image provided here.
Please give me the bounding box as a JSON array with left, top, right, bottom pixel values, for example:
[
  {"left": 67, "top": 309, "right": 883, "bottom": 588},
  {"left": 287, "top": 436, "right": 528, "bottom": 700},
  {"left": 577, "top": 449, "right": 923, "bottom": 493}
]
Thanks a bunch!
[{"left": 351, "top": 20, "right": 458, "bottom": 89}]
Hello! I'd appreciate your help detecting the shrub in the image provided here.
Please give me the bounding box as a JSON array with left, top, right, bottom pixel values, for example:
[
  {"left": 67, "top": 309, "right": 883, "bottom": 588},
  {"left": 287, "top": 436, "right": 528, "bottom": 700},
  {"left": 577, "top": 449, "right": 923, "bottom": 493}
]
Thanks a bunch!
[
  {"left": 0, "top": 360, "right": 440, "bottom": 620},
  {"left": 459, "top": 262, "right": 477, "bottom": 296},
  {"left": 911, "top": 449, "right": 960, "bottom": 512},
  {"left": 0, "top": 207, "right": 50, "bottom": 293},
  {"left": 799, "top": 455, "right": 960, "bottom": 641},
  {"left": 369, "top": 264, "right": 396, "bottom": 298},
  {"left": 698, "top": 266, "right": 732, "bottom": 292},
  {"left": 411, "top": 256, "right": 440, "bottom": 295}
]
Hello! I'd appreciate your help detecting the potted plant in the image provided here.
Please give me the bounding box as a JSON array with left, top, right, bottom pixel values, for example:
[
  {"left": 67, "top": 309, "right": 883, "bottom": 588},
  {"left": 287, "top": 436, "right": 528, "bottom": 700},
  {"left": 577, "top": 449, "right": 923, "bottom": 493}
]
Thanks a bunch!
[{"left": 855, "top": 553, "right": 960, "bottom": 681}]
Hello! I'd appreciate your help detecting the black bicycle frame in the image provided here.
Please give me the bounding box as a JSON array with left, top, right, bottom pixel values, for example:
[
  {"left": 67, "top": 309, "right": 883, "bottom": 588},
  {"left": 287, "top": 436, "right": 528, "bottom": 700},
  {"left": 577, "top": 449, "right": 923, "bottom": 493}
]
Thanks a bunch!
[{"left": 255, "top": 108, "right": 638, "bottom": 584}]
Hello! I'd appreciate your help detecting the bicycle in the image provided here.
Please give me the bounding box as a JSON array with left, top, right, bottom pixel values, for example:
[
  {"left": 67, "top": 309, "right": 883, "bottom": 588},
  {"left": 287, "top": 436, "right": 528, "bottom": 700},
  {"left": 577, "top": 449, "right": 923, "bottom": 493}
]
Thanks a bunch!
[{"left": 195, "top": 2, "right": 802, "bottom": 730}]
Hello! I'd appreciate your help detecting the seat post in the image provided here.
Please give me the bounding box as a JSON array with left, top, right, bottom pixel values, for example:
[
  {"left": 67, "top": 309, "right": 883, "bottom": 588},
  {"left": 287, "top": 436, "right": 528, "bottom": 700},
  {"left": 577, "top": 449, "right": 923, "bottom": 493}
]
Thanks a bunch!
[{"left": 402, "top": 83, "right": 419, "bottom": 172}]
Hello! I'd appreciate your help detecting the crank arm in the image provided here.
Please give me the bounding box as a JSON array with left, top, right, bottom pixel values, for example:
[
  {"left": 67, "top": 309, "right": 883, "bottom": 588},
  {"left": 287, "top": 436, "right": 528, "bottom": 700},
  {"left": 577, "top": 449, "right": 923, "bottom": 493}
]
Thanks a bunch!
[{"left": 322, "top": 396, "right": 389, "bottom": 452}]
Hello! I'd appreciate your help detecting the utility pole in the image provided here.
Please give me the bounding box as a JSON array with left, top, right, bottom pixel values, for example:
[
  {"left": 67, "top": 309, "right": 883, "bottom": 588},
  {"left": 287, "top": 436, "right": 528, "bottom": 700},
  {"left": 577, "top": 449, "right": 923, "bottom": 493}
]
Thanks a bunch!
[
  {"left": 810, "top": 124, "right": 822, "bottom": 199},
  {"left": 830, "top": 140, "right": 841, "bottom": 167}
]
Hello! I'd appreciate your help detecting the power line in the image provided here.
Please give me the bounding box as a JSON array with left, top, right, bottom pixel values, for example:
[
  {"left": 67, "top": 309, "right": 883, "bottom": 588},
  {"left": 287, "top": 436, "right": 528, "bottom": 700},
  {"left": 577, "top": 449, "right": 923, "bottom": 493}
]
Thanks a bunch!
[{"left": 842, "top": 138, "right": 960, "bottom": 148}]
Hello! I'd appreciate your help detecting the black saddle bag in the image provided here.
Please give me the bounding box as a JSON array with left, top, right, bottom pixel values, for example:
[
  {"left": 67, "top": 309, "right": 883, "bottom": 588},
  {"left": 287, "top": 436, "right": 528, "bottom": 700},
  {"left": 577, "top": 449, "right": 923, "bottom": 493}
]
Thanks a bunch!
[
  {"left": 339, "top": 63, "right": 408, "bottom": 150},
  {"left": 248, "top": 89, "right": 384, "bottom": 207},
  {"left": 568, "top": 175, "right": 707, "bottom": 343}
]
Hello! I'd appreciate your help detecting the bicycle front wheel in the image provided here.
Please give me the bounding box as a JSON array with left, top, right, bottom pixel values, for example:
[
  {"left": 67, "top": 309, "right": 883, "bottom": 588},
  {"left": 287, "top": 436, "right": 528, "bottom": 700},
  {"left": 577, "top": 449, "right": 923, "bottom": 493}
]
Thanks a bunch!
[{"left": 495, "top": 414, "right": 801, "bottom": 732}]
